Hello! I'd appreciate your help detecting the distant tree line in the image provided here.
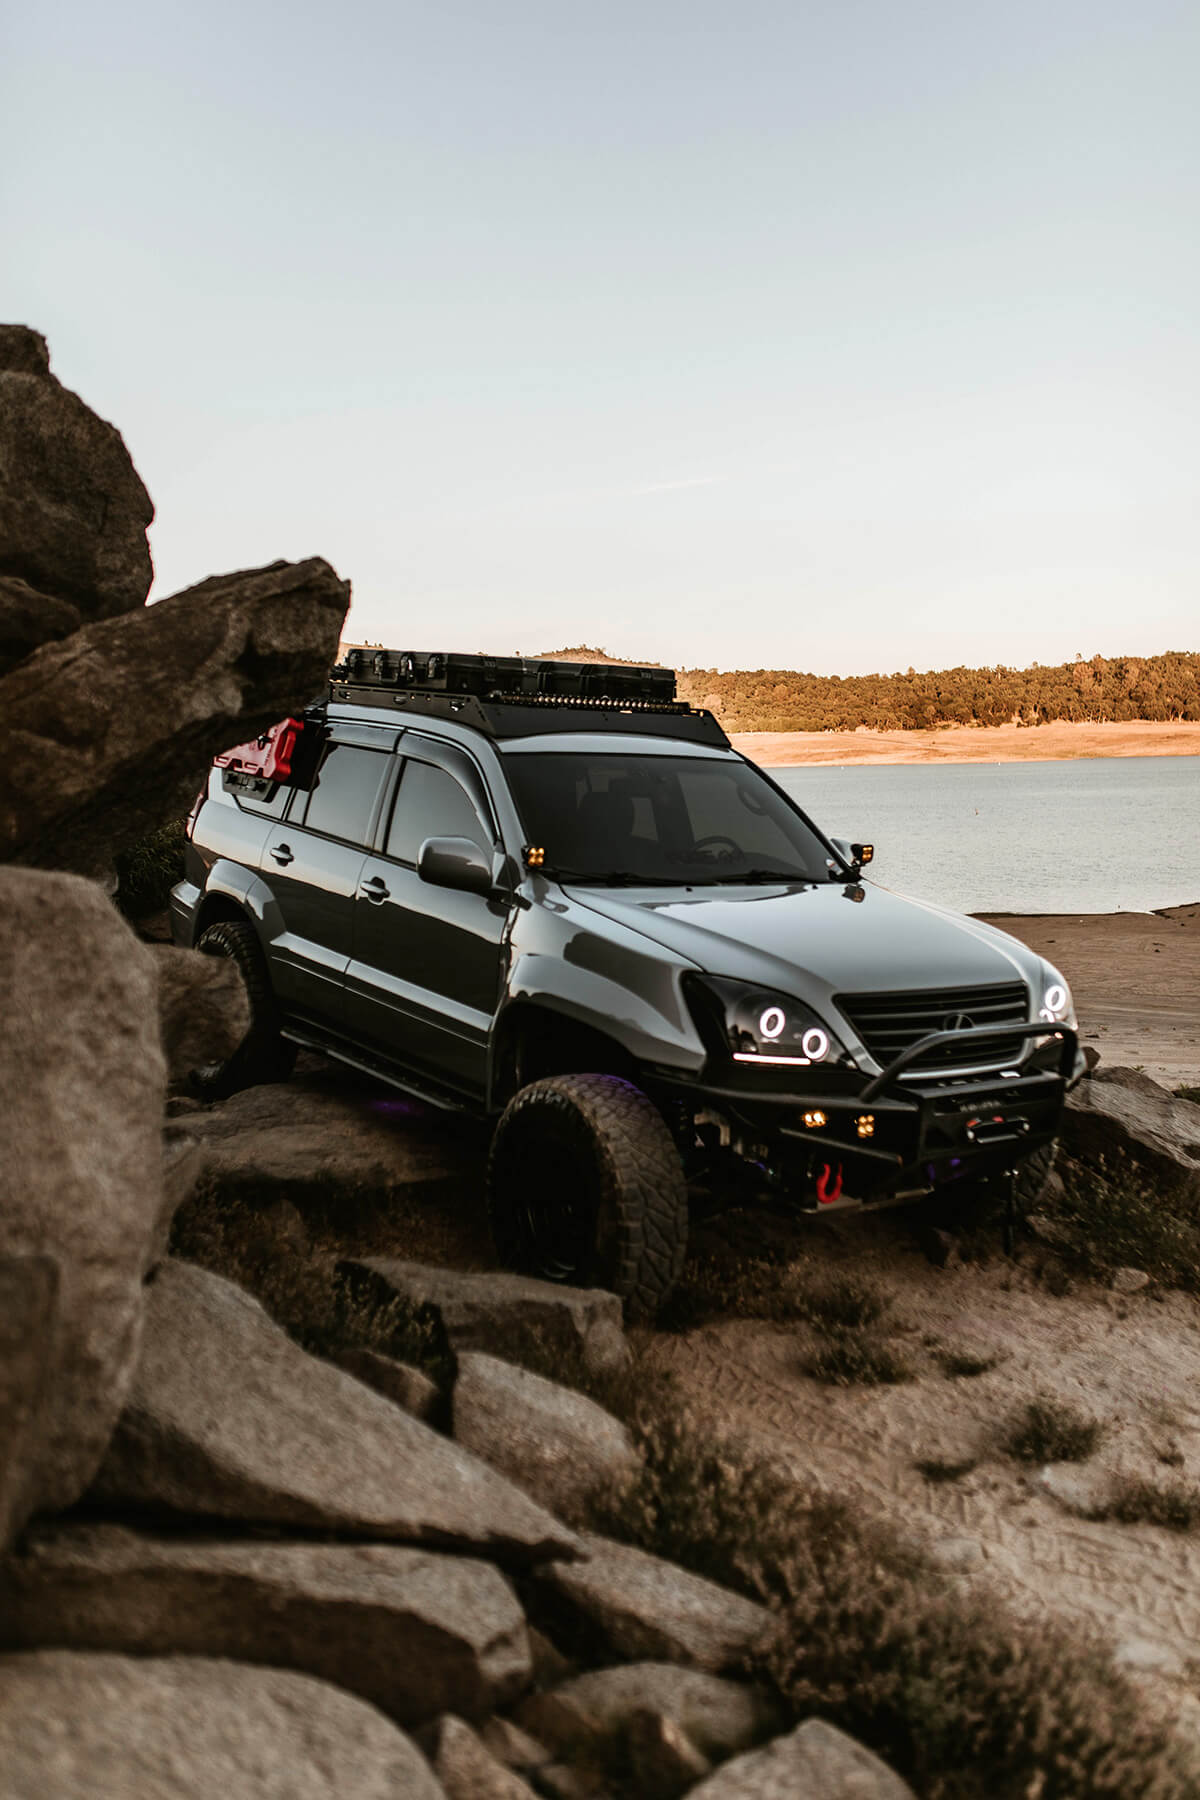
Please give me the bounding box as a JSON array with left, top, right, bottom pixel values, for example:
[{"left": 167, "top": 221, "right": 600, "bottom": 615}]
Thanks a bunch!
[{"left": 673, "top": 651, "right": 1200, "bottom": 734}]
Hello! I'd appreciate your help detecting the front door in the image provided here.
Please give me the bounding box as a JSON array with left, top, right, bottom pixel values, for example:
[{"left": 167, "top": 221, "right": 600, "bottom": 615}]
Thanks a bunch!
[{"left": 346, "top": 743, "right": 510, "bottom": 1096}]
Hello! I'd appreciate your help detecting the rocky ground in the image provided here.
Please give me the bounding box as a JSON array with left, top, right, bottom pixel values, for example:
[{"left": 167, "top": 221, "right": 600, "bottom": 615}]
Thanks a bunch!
[{"left": 6, "top": 321, "right": 1200, "bottom": 1797}]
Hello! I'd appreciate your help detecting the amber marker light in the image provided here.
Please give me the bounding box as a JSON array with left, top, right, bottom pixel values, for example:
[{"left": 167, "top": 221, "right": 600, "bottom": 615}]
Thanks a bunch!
[
  {"left": 803, "top": 1110, "right": 827, "bottom": 1129},
  {"left": 524, "top": 845, "right": 546, "bottom": 868},
  {"left": 855, "top": 1114, "right": 875, "bottom": 1138}
]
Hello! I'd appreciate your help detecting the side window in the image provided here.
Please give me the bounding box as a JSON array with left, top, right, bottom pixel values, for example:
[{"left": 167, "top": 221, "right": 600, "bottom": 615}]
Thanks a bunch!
[
  {"left": 385, "top": 759, "right": 491, "bottom": 865},
  {"left": 228, "top": 776, "right": 292, "bottom": 818},
  {"left": 299, "top": 746, "right": 387, "bottom": 846}
]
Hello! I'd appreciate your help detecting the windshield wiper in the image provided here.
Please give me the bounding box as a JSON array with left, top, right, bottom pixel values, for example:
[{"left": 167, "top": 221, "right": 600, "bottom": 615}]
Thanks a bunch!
[
  {"left": 714, "top": 868, "right": 811, "bottom": 885},
  {"left": 548, "top": 869, "right": 666, "bottom": 886}
]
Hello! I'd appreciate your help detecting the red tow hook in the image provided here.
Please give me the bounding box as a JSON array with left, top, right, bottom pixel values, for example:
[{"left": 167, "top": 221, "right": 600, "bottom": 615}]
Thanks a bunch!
[{"left": 816, "top": 1162, "right": 844, "bottom": 1205}]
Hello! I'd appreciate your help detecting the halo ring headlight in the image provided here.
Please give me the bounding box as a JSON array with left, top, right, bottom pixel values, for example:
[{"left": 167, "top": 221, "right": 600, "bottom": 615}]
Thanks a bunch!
[
  {"left": 1044, "top": 983, "right": 1067, "bottom": 1015},
  {"left": 759, "top": 1005, "right": 786, "bottom": 1041},
  {"left": 801, "top": 1026, "right": 830, "bottom": 1061}
]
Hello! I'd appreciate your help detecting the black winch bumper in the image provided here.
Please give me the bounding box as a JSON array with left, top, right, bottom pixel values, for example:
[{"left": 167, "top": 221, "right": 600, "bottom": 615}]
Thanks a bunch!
[{"left": 661, "top": 1021, "right": 1082, "bottom": 1207}]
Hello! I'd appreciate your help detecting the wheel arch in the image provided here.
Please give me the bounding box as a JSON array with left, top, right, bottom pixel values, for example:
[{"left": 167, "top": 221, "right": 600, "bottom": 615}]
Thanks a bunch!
[{"left": 489, "top": 997, "right": 642, "bottom": 1109}]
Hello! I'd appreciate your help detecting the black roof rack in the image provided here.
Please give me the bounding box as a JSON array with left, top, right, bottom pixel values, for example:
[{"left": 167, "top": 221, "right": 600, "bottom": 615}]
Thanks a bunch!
[{"left": 326, "top": 650, "right": 730, "bottom": 747}]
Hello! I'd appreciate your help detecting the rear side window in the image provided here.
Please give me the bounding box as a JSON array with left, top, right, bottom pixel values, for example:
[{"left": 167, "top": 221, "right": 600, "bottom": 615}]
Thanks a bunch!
[
  {"left": 300, "top": 746, "right": 387, "bottom": 846},
  {"left": 385, "top": 759, "right": 491, "bottom": 864}
]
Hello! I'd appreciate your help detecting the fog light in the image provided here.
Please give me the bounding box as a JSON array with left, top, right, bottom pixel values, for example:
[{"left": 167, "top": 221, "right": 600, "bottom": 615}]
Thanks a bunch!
[
  {"left": 855, "top": 1113, "right": 875, "bottom": 1139},
  {"left": 803, "top": 1110, "right": 827, "bottom": 1129}
]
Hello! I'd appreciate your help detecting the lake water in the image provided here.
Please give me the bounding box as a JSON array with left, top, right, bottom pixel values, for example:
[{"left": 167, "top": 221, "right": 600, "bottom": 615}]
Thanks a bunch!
[{"left": 766, "top": 756, "right": 1200, "bottom": 916}]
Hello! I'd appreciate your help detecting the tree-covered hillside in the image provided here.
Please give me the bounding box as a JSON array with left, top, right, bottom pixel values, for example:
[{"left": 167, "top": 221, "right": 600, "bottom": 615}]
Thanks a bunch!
[{"left": 674, "top": 651, "right": 1200, "bottom": 733}]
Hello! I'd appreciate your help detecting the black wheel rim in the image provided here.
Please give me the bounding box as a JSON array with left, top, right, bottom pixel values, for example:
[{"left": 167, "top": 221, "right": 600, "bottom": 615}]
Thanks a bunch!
[{"left": 499, "top": 1112, "right": 603, "bottom": 1285}]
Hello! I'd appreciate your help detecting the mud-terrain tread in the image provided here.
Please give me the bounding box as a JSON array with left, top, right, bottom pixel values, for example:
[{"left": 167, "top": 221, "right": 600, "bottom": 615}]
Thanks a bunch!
[
  {"left": 488, "top": 1072, "right": 689, "bottom": 1319},
  {"left": 192, "top": 919, "right": 295, "bottom": 1098}
]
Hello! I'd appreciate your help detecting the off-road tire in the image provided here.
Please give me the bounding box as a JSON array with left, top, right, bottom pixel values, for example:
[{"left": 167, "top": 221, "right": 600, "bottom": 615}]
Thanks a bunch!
[
  {"left": 487, "top": 1073, "right": 689, "bottom": 1319},
  {"left": 191, "top": 920, "right": 296, "bottom": 1099}
]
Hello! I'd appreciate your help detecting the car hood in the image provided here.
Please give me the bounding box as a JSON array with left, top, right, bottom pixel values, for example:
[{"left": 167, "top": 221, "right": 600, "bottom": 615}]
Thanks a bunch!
[{"left": 564, "top": 879, "right": 1042, "bottom": 1011}]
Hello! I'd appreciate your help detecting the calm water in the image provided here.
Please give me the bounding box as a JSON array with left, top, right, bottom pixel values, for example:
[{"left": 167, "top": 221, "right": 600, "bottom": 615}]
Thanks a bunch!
[{"left": 767, "top": 756, "right": 1200, "bottom": 916}]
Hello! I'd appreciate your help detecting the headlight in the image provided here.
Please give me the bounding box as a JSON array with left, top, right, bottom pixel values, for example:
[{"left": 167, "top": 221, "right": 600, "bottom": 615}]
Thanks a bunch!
[
  {"left": 692, "top": 977, "right": 855, "bottom": 1069},
  {"left": 1035, "top": 966, "right": 1076, "bottom": 1026}
]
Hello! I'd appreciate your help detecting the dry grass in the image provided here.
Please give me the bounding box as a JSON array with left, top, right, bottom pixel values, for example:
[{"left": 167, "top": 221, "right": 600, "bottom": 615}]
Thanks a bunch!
[
  {"left": 937, "top": 1348, "right": 1002, "bottom": 1378},
  {"left": 1045, "top": 1154, "right": 1200, "bottom": 1294},
  {"left": 804, "top": 1331, "right": 914, "bottom": 1386},
  {"left": 1087, "top": 1474, "right": 1200, "bottom": 1532},
  {"left": 114, "top": 818, "right": 186, "bottom": 918},
  {"left": 1002, "top": 1397, "right": 1106, "bottom": 1465},
  {"left": 558, "top": 1356, "right": 1195, "bottom": 1799}
]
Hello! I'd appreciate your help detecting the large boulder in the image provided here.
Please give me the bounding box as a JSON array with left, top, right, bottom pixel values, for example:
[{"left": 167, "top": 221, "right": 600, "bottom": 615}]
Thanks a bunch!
[
  {"left": 0, "top": 868, "right": 166, "bottom": 1548},
  {"left": 0, "top": 573, "right": 81, "bottom": 676},
  {"left": 0, "top": 555, "right": 349, "bottom": 876},
  {"left": 183, "top": 1076, "right": 481, "bottom": 1208},
  {"left": 0, "top": 1522, "right": 531, "bottom": 1725},
  {"left": 530, "top": 1531, "right": 771, "bottom": 1672},
  {"left": 0, "top": 325, "right": 154, "bottom": 626},
  {"left": 90, "top": 1258, "right": 582, "bottom": 1567},
  {"left": 1062, "top": 1067, "right": 1200, "bottom": 1207},
  {"left": 0, "top": 1651, "right": 445, "bottom": 1800},
  {"left": 687, "top": 1717, "right": 915, "bottom": 1798},
  {"left": 341, "top": 1258, "right": 629, "bottom": 1378},
  {"left": 453, "top": 1352, "right": 639, "bottom": 1517},
  {"left": 151, "top": 944, "right": 251, "bottom": 1084}
]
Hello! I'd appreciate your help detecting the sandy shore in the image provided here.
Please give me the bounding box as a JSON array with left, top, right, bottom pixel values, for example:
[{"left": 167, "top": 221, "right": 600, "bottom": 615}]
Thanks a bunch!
[
  {"left": 733, "top": 719, "right": 1200, "bottom": 766},
  {"left": 976, "top": 903, "right": 1200, "bottom": 1090}
]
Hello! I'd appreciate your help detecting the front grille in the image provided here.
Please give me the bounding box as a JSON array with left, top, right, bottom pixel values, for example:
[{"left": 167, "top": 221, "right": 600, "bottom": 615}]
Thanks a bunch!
[{"left": 836, "top": 982, "right": 1029, "bottom": 1073}]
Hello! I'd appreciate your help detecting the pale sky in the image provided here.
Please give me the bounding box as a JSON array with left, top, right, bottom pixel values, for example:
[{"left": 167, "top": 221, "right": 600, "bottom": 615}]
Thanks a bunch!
[{"left": 4, "top": 0, "right": 1197, "bottom": 675}]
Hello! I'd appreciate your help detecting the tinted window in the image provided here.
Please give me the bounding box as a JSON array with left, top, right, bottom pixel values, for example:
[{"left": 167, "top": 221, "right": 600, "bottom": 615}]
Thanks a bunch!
[
  {"left": 503, "top": 753, "right": 833, "bottom": 883},
  {"left": 386, "top": 759, "right": 490, "bottom": 864},
  {"left": 300, "top": 746, "right": 387, "bottom": 845},
  {"left": 229, "top": 776, "right": 292, "bottom": 818}
]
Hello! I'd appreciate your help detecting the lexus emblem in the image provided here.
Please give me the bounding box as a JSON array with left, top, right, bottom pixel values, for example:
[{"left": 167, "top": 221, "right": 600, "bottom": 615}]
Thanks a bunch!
[{"left": 944, "top": 1012, "right": 975, "bottom": 1032}]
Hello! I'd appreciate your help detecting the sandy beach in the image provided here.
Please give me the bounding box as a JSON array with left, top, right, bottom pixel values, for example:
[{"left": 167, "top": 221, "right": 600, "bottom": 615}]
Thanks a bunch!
[
  {"left": 732, "top": 718, "right": 1200, "bottom": 766},
  {"left": 977, "top": 903, "right": 1200, "bottom": 1090}
]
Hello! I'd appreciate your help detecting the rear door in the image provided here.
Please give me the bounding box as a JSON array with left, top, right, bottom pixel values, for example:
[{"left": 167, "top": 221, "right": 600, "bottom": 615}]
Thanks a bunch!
[
  {"left": 346, "top": 736, "right": 511, "bottom": 1095},
  {"left": 260, "top": 737, "right": 392, "bottom": 1028}
]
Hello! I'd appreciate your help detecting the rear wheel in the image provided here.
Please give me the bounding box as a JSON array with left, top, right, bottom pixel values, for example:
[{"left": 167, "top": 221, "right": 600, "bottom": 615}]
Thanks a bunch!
[
  {"left": 487, "top": 1073, "right": 689, "bottom": 1318},
  {"left": 191, "top": 920, "right": 296, "bottom": 1099}
]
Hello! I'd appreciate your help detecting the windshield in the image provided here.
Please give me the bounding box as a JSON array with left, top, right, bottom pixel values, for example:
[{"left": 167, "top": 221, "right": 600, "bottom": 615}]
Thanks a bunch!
[{"left": 503, "top": 751, "right": 838, "bottom": 884}]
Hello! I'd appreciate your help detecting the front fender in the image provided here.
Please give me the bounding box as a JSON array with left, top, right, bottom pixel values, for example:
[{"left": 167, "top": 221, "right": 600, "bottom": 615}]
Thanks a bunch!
[{"left": 504, "top": 939, "right": 706, "bottom": 1076}]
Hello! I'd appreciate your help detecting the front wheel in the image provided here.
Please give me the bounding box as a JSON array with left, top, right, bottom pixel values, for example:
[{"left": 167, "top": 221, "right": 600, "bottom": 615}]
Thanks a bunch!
[
  {"left": 487, "top": 1073, "right": 689, "bottom": 1319},
  {"left": 191, "top": 919, "right": 296, "bottom": 1099}
]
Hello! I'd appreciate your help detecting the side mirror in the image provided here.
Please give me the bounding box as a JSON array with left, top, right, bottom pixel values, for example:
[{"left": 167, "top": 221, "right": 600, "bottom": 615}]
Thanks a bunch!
[{"left": 417, "top": 836, "right": 494, "bottom": 897}]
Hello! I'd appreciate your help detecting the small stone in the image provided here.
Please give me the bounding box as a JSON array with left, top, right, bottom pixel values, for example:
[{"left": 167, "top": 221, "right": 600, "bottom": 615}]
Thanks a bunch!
[
  {"left": 532, "top": 1532, "right": 770, "bottom": 1672},
  {"left": 627, "top": 1709, "right": 711, "bottom": 1796},
  {"left": 334, "top": 1348, "right": 440, "bottom": 1422},
  {"left": 480, "top": 1716, "right": 553, "bottom": 1772},
  {"left": 1114, "top": 1637, "right": 1185, "bottom": 1676},
  {"left": 688, "top": 1717, "right": 916, "bottom": 1798},
  {"left": 453, "top": 1352, "right": 639, "bottom": 1516},
  {"left": 1111, "top": 1267, "right": 1151, "bottom": 1295},
  {"left": 428, "top": 1714, "right": 540, "bottom": 1798},
  {"left": 518, "top": 1663, "right": 781, "bottom": 1762}
]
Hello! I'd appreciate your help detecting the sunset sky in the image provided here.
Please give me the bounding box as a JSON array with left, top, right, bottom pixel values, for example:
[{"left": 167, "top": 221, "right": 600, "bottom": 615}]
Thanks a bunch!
[{"left": 4, "top": 0, "right": 1197, "bottom": 674}]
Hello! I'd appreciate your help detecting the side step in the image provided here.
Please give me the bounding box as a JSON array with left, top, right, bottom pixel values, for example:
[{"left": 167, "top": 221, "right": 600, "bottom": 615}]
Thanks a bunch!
[{"left": 280, "top": 1027, "right": 470, "bottom": 1115}]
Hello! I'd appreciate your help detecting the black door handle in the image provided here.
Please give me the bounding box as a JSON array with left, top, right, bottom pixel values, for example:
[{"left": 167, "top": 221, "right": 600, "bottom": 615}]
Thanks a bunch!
[
  {"left": 362, "top": 875, "right": 390, "bottom": 903},
  {"left": 270, "top": 844, "right": 294, "bottom": 866}
]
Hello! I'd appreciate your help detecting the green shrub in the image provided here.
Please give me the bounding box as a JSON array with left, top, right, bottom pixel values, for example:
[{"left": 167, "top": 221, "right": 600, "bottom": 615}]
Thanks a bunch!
[
  {"left": 1173, "top": 1084, "right": 1200, "bottom": 1104},
  {"left": 114, "top": 818, "right": 187, "bottom": 917},
  {"left": 1002, "top": 1397, "right": 1105, "bottom": 1464},
  {"left": 793, "top": 1271, "right": 892, "bottom": 1329}
]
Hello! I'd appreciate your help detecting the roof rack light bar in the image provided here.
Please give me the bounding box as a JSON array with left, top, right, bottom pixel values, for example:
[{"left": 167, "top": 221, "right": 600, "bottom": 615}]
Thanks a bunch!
[{"left": 330, "top": 648, "right": 678, "bottom": 706}]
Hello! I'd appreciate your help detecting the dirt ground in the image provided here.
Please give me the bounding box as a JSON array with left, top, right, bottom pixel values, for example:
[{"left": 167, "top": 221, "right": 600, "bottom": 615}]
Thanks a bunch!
[
  {"left": 731, "top": 719, "right": 1200, "bottom": 766},
  {"left": 979, "top": 904, "right": 1200, "bottom": 1089},
  {"left": 652, "top": 1201, "right": 1200, "bottom": 1727}
]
